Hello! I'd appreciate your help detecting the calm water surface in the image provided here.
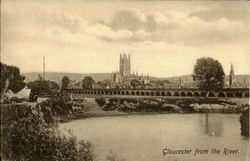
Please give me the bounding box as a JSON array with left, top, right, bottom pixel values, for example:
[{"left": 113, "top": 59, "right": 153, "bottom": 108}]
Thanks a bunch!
[{"left": 61, "top": 114, "right": 249, "bottom": 161}]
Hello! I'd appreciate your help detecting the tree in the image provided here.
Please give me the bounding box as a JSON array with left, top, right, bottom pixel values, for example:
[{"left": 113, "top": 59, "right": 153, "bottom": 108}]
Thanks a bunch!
[
  {"left": 82, "top": 76, "right": 95, "bottom": 89},
  {"left": 193, "top": 57, "right": 225, "bottom": 91},
  {"left": 102, "top": 79, "right": 112, "bottom": 88},
  {"left": 130, "top": 79, "right": 140, "bottom": 89},
  {"left": 27, "top": 78, "right": 60, "bottom": 96},
  {"left": 0, "top": 62, "right": 26, "bottom": 93},
  {"left": 61, "top": 76, "right": 70, "bottom": 90}
]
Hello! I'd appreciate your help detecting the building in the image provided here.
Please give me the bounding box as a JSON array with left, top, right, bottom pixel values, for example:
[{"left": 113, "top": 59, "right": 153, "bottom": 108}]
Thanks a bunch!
[
  {"left": 120, "top": 53, "right": 131, "bottom": 77},
  {"left": 111, "top": 53, "right": 149, "bottom": 87},
  {"left": 229, "top": 63, "right": 235, "bottom": 88}
]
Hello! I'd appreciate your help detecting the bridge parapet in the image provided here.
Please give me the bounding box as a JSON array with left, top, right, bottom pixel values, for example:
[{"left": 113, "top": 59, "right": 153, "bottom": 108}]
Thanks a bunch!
[{"left": 63, "top": 88, "right": 249, "bottom": 98}]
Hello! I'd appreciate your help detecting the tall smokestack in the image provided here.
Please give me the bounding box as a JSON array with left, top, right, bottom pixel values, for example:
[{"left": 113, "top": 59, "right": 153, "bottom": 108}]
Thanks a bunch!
[{"left": 43, "top": 56, "right": 45, "bottom": 80}]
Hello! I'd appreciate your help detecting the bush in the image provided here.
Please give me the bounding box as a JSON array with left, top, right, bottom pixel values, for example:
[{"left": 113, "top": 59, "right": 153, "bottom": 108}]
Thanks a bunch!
[
  {"left": 36, "top": 96, "right": 73, "bottom": 124},
  {"left": 95, "top": 98, "right": 106, "bottom": 107},
  {"left": 240, "top": 108, "right": 249, "bottom": 137},
  {"left": 1, "top": 103, "right": 93, "bottom": 161}
]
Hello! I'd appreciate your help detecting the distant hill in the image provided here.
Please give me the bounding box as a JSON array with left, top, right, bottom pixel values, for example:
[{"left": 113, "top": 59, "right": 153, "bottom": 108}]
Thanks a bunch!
[
  {"left": 160, "top": 74, "right": 249, "bottom": 81},
  {"left": 24, "top": 72, "right": 112, "bottom": 84},
  {"left": 158, "top": 74, "right": 249, "bottom": 87}
]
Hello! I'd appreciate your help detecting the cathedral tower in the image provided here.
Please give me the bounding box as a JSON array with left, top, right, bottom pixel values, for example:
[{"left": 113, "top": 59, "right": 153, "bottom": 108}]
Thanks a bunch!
[{"left": 120, "top": 53, "right": 131, "bottom": 77}]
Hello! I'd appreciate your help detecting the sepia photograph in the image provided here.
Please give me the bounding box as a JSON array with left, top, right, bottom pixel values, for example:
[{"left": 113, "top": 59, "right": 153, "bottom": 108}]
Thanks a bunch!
[{"left": 1, "top": 0, "right": 249, "bottom": 161}]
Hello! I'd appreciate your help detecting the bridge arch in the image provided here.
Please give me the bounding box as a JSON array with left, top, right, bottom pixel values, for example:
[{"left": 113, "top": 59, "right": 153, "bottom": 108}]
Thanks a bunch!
[
  {"left": 244, "top": 93, "right": 249, "bottom": 97},
  {"left": 161, "top": 91, "right": 165, "bottom": 96},
  {"left": 145, "top": 92, "right": 149, "bottom": 96},
  {"left": 126, "top": 91, "right": 129, "bottom": 95},
  {"left": 218, "top": 92, "right": 225, "bottom": 97},
  {"left": 156, "top": 91, "right": 160, "bottom": 96},
  {"left": 181, "top": 92, "right": 186, "bottom": 96},
  {"left": 141, "top": 91, "right": 145, "bottom": 96},
  {"left": 226, "top": 92, "right": 233, "bottom": 97},
  {"left": 187, "top": 92, "right": 193, "bottom": 97},
  {"left": 166, "top": 92, "right": 171, "bottom": 96},
  {"left": 136, "top": 91, "right": 140, "bottom": 95},
  {"left": 208, "top": 92, "right": 215, "bottom": 97},
  {"left": 174, "top": 92, "right": 180, "bottom": 96},
  {"left": 150, "top": 92, "right": 155, "bottom": 96},
  {"left": 235, "top": 93, "right": 243, "bottom": 97},
  {"left": 131, "top": 91, "right": 135, "bottom": 95},
  {"left": 201, "top": 92, "right": 206, "bottom": 97},
  {"left": 194, "top": 92, "right": 200, "bottom": 97}
]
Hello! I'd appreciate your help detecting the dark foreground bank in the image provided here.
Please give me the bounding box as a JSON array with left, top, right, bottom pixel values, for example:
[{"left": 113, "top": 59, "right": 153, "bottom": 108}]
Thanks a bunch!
[
  {"left": 240, "top": 108, "right": 249, "bottom": 137},
  {"left": 1, "top": 98, "right": 94, "bottom": 161}
]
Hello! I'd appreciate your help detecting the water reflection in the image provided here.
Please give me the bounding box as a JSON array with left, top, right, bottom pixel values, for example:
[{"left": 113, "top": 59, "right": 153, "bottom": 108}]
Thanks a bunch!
[
  {"left": 202, "top": 113, "right": 223, "bottom": 137},
  {"left": 240, "top": 109, "right": 249, "bottom": 137}
]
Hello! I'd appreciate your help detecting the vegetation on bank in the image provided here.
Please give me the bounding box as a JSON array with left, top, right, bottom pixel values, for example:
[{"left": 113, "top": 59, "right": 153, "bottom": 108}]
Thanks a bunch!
[
  {"left": 1, "top": 97, "right": 93, "bottom": 161},
  {"left": 0, "top": 62, "right": 26, "bottom": 94},
  {"left": 95, "top": 97, "right": 249, "bottom": 113},
  {"left": 240, "top": 109, "right": 249, "bottom": 137}
]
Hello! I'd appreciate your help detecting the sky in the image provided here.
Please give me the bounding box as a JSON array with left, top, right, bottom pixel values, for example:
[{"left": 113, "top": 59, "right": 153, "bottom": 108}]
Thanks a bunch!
[{"left": 1, "top": 0, "right": 249, "bottom": 77}]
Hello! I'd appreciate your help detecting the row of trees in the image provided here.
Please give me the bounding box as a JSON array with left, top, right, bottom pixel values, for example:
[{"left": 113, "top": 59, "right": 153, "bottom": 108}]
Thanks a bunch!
[
  {"left": 61, "top": 76, "right": 95, "bottom": 90},
  {"left": 61, "top": 76, "right": 142, "bottom": 89}
]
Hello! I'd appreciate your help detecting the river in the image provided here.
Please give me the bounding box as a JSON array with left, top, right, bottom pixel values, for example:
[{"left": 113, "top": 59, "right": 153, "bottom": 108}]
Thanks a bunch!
[{"left": 61, "top": 114, "right": 249, "bottom": 161}]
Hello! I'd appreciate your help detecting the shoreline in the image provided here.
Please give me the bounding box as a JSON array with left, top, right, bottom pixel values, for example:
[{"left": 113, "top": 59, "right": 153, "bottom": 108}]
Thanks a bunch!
[
  {"left": 59, "top": 97, "right": 249, "bottom": 123},
  {"left": 60, "top": 111, "right": 245, "bottom": 123}
]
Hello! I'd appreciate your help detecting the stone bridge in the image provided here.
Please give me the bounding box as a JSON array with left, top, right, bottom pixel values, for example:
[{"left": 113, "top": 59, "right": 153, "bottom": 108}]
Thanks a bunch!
[{"left": 64, "top": 88, "right": 249, "bottom": 98}]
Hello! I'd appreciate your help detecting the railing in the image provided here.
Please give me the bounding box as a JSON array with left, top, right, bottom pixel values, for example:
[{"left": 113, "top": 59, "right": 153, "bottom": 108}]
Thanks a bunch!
[{"left": 63, "top": 88, "right": 249, "bottom": 98}]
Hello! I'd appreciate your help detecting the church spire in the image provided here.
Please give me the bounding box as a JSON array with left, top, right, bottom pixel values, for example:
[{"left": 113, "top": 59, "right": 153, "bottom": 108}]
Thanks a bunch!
[{"left": 229, "top": 63, "right": 235, "bottom": 88}]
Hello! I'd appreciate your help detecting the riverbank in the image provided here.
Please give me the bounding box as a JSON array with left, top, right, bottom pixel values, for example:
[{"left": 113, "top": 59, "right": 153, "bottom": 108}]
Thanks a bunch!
[
  {"left": 94, "top": 97, "right": 249, "bottom": 113},
  {"left": 59, "top": 97, "right": 249, "bottom": 123}
]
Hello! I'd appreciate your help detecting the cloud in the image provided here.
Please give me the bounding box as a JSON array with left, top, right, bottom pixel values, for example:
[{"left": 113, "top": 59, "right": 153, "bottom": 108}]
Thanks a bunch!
[
  {"left": 102, "top": 8, "right": 248, "bottom": 46},
  {"left": 87, "top": 24, "right": 133, "bottom": 41},
  {"left": 110, "top": 8, "right": 147, "bottom": 31},
  {"left": 2, "top": 2, "right": 248, "bottom": 47},
  {"left": 189, "top": 2, "right": 249, "bottom": 21},
  {"left": 1, "top": 8, "right": 134, "bottom": 46}
]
